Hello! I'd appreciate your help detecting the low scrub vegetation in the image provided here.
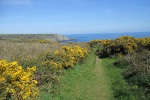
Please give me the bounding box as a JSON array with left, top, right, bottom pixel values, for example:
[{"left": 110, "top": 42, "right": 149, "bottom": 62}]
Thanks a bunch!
[
  {"left": 0, "top": 41, "right": 90, "bottom": 99},
  {"left": 89, "top": 36, "right": 150, "bottom": 55},
  {"left": 114, "top": 50, "right": 150, "bottom": 99},
  {"left": 0, "top": 42, "right": 89, "bottom": 62},
  {"left": 90, "top": 36, "right": 150, "bottom": 99},
  {"left": 1, "top": 35, "right": 149, "bottom": 100}
]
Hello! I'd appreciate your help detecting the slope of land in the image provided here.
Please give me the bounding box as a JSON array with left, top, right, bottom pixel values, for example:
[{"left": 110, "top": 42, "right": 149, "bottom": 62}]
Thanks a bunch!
[{"left": 0, "top": 34, "right": 69, "bottom": 42}]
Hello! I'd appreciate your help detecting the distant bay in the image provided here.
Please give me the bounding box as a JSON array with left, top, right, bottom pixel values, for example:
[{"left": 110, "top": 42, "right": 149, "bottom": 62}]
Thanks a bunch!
[{"left": 59, "top": 32, "right": 150, "bottom": 43}]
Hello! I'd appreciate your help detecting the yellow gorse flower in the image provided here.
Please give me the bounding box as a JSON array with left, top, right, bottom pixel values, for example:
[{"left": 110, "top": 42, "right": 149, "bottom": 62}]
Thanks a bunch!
[
  {"left": 89, "top": 36, "right": 150, "bottom": 54},
  {"left": 0, "top": 60, "right": 39, "bottom": 100},
  {"left": 52, "top": 45, "right": 88, "bottom": 68}
]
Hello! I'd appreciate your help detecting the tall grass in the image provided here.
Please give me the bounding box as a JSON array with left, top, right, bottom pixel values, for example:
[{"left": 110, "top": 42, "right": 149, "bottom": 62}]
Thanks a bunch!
[{"left": 0, "top": 42, "right": 89, "bottom": 62}]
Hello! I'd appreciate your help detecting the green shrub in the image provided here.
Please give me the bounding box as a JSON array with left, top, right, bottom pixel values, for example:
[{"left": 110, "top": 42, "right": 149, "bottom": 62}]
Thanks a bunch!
[{"left": 113, "top": 49, "right": 150, "bottom": 99}]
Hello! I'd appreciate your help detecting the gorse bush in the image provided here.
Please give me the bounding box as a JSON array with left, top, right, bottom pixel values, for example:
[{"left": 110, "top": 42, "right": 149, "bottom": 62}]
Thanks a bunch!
[
  {"left": 88, "top": 40, "right": 104, "bottom": 46},
  {"left": 104, "top": 36, "right": 138, "bottom": 54},
  {"left": 53, "top": 45, "right": 88, "bottom": 68},
  {"left": 137, "top": 37, "right": 150, "bottom": 50},
  {"left": 0, "top": 60, "right": 39, "bottom": 100},
  {"left": 89, "top": 36, "right": 150, "bottom": 55},
  {"left": 39, "top": 45, "right": 88, "bottom": 80},
  {"left": 28, "top": 45, "right": 88, "bottom": 97}
]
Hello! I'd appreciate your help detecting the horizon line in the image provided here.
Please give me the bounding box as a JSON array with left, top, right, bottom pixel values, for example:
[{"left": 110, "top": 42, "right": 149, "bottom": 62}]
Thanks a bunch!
[{"left": 0, "top": 31, "right": 150, "bottom": 35}]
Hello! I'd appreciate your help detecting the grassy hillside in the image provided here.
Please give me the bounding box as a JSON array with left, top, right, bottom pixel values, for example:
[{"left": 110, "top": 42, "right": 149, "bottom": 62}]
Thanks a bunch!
[{"left": 0, "top": 34, "right": 69, "bottom": 42}]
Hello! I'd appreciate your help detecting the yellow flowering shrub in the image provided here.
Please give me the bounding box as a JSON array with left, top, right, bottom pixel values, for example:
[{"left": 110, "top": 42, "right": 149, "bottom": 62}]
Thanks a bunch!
[
  {"left": 89, "top": 36, "right": 150, "bottom": 55},
  {"left": 38, "top": 40, "right": 58, "bottom": 44},
  {"left": 50, "top": 60, "right": 62, "bottom": 69},
  {"left": 37, "top": 45, "right": 88, "bottom": 95},
  {"left": 53, "top": 45, "right": 88, "bottom": 68},
  {"left": 88, "top": 40, "right": 104, "bottom": 46},
  {"left": 0, "top": 60, "right": 39, "bottom": 100},
  {"left": 39, "top": 40, "right": 50, "bottom": 43},
  {"left": 137, "top": 37, "right": 150, "bottom": 49},
  {"left": 103, "top": 36, "right": 138, "bottom": 54}
]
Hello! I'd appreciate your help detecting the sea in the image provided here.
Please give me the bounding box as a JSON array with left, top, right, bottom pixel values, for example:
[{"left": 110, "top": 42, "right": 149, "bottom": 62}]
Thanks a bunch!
[{"left": 59, "top": 32, "right": 150, "bottom": 43}]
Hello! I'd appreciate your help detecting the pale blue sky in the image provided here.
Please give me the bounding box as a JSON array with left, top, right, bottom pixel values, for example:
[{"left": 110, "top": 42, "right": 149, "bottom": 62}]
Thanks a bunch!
[{"left": 0, "top": 0, "right": 150, "bottom": 34}]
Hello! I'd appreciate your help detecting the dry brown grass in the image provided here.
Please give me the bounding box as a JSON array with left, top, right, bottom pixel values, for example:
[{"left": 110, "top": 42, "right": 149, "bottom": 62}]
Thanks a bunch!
[{"left": 0, "top": 42, "right": 90, "bottom": 62}]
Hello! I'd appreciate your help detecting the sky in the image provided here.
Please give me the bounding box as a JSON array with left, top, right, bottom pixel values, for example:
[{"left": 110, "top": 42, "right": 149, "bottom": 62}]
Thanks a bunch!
[{"left": 0, "top": 0, "right": 150, "bottom": 34}]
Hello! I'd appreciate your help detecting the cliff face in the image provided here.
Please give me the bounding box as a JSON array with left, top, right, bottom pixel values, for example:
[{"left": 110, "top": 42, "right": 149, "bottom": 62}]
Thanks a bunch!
[{"left": 0, "top": 34, "right": 70, "bottom": 42}]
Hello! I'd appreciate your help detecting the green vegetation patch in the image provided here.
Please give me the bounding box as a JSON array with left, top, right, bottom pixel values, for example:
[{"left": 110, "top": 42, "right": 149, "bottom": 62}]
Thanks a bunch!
[{"left": 52, "top": 50, "right": 113, "bottom": 100}]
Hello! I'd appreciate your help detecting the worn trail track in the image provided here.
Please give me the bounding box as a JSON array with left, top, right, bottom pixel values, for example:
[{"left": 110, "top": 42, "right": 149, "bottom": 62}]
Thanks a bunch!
[{"left": 54, "top": 52, "right": 113, "bottom": 100}]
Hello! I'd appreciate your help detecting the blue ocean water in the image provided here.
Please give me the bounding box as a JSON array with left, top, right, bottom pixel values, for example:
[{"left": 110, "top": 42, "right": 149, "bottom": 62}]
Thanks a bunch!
[{"left": 59, "top": 32, "right": 150, "bottom": 43}]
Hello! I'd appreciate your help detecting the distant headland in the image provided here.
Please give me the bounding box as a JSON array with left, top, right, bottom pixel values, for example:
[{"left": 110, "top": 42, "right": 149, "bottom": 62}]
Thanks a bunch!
[{"left": 0, "top": 34, "right": 70, "bottom": 42}]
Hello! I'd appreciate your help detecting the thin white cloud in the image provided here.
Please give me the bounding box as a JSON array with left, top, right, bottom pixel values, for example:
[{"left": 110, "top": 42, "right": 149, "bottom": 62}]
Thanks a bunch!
[{"left": 0, "top": 0, "right": 32, "bottom": 6}]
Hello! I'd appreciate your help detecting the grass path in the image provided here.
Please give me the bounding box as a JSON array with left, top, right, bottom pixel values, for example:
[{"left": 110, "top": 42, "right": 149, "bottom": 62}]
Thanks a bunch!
[
  {"left": 53, "top": 51, "right": 113, "bottom": 100},
  {"left": 93, "top": 57, "right": 112, "bottom": 100}
]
